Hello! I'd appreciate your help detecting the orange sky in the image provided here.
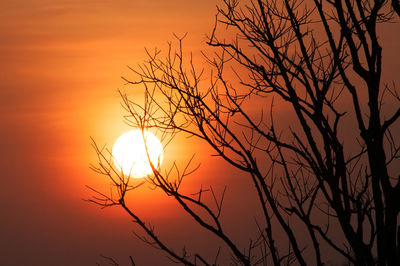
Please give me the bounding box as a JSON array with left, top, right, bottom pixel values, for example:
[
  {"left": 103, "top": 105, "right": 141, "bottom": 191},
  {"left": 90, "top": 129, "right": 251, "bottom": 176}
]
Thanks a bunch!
[
  {"left": 1, "top": 0, "right": 208, "bottom": 264},
  {"left": 1, "top": 0, "right": 399, "bottom": 265},
  {"left": 0, "top": 1, "right": 255, "bottom": 265}
]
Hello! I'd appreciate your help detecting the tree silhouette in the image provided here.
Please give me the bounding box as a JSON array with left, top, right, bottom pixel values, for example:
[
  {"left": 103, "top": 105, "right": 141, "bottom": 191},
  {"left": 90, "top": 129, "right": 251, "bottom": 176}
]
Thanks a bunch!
[{"left": 89, "top": 0, "right": 400, "bottom": 265}]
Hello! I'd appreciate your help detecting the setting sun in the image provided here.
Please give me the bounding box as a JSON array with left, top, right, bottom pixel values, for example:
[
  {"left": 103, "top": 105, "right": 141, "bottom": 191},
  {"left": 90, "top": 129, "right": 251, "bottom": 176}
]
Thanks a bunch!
[{"left": 112, "top": 130, "right": 163, "bottom": 178}]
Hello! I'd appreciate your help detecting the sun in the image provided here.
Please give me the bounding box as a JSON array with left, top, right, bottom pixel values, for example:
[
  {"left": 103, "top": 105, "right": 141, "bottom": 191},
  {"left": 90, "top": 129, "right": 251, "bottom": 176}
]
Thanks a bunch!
[{"left": 112, "top": 129, "right": 163, "bottom": 178}]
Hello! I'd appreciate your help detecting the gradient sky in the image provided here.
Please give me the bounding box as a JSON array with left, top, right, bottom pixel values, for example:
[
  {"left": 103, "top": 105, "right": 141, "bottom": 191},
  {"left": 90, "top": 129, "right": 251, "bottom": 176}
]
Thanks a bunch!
[
  {"left": 0, "top": 1, "right": 248, "bottom": 265},
  {"left": 0, "top": 0, "right": 219, "bottom": 265},
  {"left": 1, "top": 1, "right": 399, "bottom": 265}
]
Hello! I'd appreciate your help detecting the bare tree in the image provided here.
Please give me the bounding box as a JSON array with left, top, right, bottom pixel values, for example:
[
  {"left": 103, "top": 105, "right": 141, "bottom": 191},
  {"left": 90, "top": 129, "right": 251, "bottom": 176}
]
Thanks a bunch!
[{"left": 89, "top": 0, "right": 400, "bottom": 265}]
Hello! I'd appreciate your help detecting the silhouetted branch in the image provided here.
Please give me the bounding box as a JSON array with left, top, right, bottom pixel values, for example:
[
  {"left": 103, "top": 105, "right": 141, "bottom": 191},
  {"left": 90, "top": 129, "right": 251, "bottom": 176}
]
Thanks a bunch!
[{"left": 89, "top": 0, "right": 400, "bottom": 264}]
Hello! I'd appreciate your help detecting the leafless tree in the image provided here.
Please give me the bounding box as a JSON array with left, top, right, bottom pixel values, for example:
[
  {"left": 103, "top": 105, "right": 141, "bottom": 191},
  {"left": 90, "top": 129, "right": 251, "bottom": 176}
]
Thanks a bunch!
[{"left": 89, "top": 0, "right": 400, "bottom": 265}]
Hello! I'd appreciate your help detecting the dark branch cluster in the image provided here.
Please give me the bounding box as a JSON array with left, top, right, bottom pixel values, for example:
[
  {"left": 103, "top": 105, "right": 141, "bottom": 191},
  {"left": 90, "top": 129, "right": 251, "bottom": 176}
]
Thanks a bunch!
[{"left": 89, "top": 0, "right": 400, "bottom": 265}]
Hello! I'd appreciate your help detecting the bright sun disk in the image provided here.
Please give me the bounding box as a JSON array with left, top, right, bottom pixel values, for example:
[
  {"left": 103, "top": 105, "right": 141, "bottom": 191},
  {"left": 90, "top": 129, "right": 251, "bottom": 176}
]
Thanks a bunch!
[{"left": 112, "top": 130, "right": 163, "bottom": 178}]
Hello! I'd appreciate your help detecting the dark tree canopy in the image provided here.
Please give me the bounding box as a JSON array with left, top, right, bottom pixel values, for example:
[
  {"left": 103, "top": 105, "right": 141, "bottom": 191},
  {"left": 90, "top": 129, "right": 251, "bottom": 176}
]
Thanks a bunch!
[{"left": 90, "top": 0, "right": 400, "bottom": 265}]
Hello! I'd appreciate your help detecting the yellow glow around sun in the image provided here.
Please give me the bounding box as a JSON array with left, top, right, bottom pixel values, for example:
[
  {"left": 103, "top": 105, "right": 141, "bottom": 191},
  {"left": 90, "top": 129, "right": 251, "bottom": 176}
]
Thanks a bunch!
[{"left": 112, "top": 130, "right": 163, "bottom": 178}]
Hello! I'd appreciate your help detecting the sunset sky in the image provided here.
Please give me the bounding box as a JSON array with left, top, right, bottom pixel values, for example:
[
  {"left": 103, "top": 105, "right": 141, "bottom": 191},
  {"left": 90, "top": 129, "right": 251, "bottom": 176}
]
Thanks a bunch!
[
  {"left": 0, "top": 1, "right": 244, "bottom": 265},
  {"left": 1, "top": 0, "right": 399, "bottom": 265}
]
